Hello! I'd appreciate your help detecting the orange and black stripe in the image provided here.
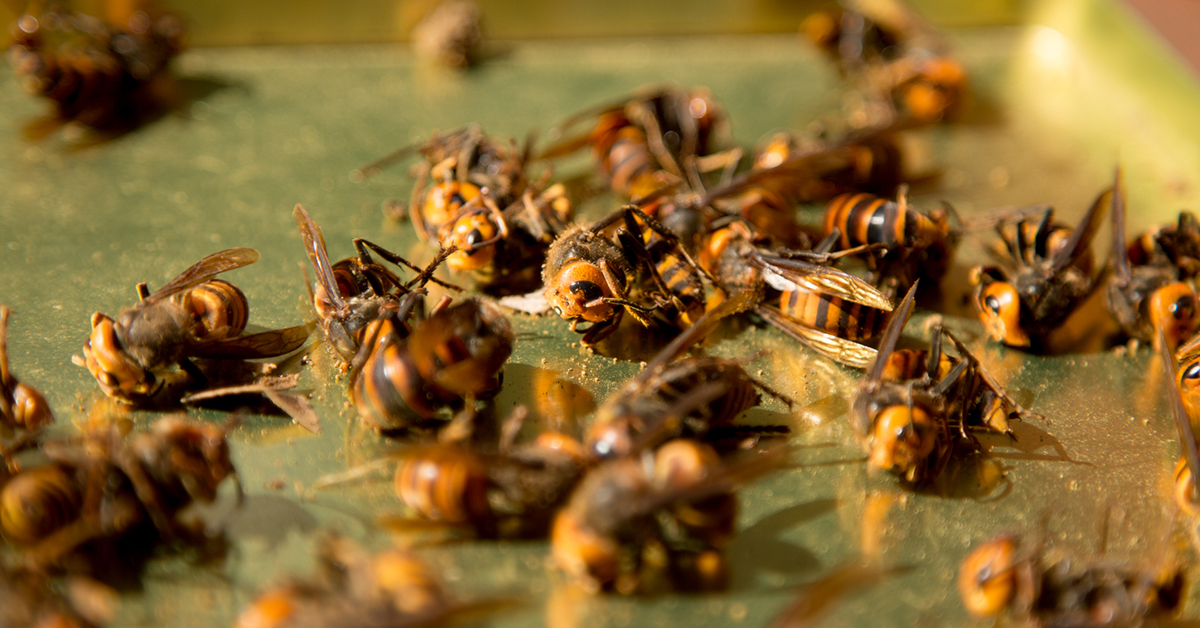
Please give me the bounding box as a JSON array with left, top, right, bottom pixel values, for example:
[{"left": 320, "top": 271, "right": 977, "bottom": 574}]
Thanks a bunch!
[
  {"left": 181, "top": 279, "right": 249, "bottom": 341},
  {"left": 823, "top": 193, "right": 908, "bottom": 250},
  {"left": 779, "top": 289, "right": 887, "bottom": 341},
  {"left": 394, "top": 447, "right": 491, "bottom": 523}
]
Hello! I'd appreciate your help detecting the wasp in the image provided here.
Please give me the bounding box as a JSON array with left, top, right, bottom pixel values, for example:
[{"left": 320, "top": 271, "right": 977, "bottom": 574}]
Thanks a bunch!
[
  {"left": 958, "top": 533, "right": 1184, "bottom": 625},
  {"left": 350, "top": 296, "right": 514, "bottom": 433},
  {"left": 410, "top": 0, "right": 483, "bottom": 68},
  {"left": 361, "top": 128, "right": 571, "bottom": 294},
  {"left": 1, "top": 305, "right": 54, "bottom": 438},
  {"left": 540, "top": 84, "right": 732, "bottom": 199},
  {"left": 752, "top": 127, "right": 905, "bottom": 202},
  {"left": 697, "top": 218, "right": 895, "bottom": 368},
  {"left": 434, "top": 181, "right": 574, "bottom": 295},
  {"left": 1127, "top": 210, "right": 1200, "bottom": 277},
  {"left": 73, "top": 248, "right": 311, "bottom": 403},
  {"left": 585, "top": 291, "right": 792, "bottom": 459},
  {"left": 551, "top": 439, "right": 790, "bottom": 594},
  {"left": 541, "top": 205, "right": 710, "bottom": 345},
  {"left": 821, "top": 185, "right": 957, "bottom": 296},
  {"left": 0, "top": 415, "right": 241, "bottom": 570},
  {"left": 233, "top": 534, "right": 513, "bottom": 628},
  {"left": 374, "top": 408, "right": 589, "bottom": 538},
  {"left": 357, "top": 125, "right": 532, "bottom": 238},
  {"left": 802, "top": 4, "right": 965, "bottom": 126},
  {"left": 1106, "top": 171, "right": 1200, "bottom": 352},
  {"left": 970, "top": 185, "right": 1111, "bottom": 349},
  {"left": 8, "top": 5, "right": 185, "bottom": 133},
  {"left": 852, "top": 283, "right": 1028, "bottom": 484},
  {"left": 294, "top": 204, "right": 458, "bottom": 364}
]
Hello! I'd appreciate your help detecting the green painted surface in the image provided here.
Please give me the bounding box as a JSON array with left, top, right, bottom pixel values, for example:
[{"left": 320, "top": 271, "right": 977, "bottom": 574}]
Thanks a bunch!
[{"left": 1, "top": 0, "right": 1200, "bottom": 625}]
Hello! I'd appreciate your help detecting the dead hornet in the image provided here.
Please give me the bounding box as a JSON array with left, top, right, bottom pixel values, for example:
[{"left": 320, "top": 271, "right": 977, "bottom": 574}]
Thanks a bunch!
[
  {"left": 852, "top": 283, "right": 1022, "bottom": 485},
  {"left": 552, "top": 439, "right": 791, "bottom": 594},
  {"left": 233, "top": 534, "right": 514, "bottom": 628},
  {"left": 8, "top": 4, "right": 185, "bottom": 134},
  {"left": 686, "top": 130, "right": 899, "bottom": 250},
  {"left": 959, "top": 533, "right": 1184, "bottom": 626},
  {"left": 1106, "top": 169, "right": 1200, "bottom": 352},
  {"left": 350, "top": 295, "right": 514, "bottom": 433},
  {"left": 1, "top": 305, "right": 54, "bottom": 438},
  {"left": 541, "top": 205, "right": 711, "bottom": 345},
  {"left": 821, "top": 184, "right": 958, "bottom": 296},
  {"left": 361, "top": 127, "right": 570, "bottom": 294},
  {"left": 970, "top": 185, "right": 1111, "bottom": 349},
  {"left": 585, "top": 291, "right": 792, "bottom": 459},
  {"left": 294, "top": 203, "right": 458, "bottom": 363},
  {"left": 802, "top": 3, "right": 965, "bottom": 125},
  {"left": 748, "top": 124, "right": 906, "bottom": 205},
  {"left": 73, "top": 248, "right": 311, "bottom": 403},
  {"left": 1161, "top": 329, "right": 1200, "bottom": 516},
  {"left": 1127, "top": 209, "right": 1200, "bottom": 278},
  {"left": 698, "top": 218, "right": 895, "bottom": 368},
  {"left": 356, "top": 124, "right": 532, "bottom": 238},
  {"left": 0, "top": 415, "right": 241, "bottom": 570},
  {"left": 540, "top": 84, "right": 734, "bottom": 199},
  {"left": 362, "top": 407, "right": 591, "bottom": 539}
]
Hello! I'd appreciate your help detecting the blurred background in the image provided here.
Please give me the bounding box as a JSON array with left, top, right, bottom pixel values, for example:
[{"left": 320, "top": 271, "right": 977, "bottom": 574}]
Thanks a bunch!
[{"left": 1, "top": 0, "right": 1026, "bottom": 46}]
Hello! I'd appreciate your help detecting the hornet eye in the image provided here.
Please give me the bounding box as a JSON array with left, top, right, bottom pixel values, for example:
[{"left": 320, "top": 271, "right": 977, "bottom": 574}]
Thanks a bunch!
[{"left": 569, "top": 280, "right": 604, "bottom": 303}]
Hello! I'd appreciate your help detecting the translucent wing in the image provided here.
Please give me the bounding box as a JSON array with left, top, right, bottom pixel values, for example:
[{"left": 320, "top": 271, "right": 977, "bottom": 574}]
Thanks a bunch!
[
  {"left": 753, "top": 253, "right": 894, "bottom": 312},
  {"left": 756, "top": 306, "right": 879, "bottom": 369},
  {"left": 186, "top": 322, "right": 313, "bottom": 360},
  {"left": 144, "top": 248, "right": 259, "bottom": 303},
  {"left": 294, "top": 204, "right": 345, "bottom": 311}
]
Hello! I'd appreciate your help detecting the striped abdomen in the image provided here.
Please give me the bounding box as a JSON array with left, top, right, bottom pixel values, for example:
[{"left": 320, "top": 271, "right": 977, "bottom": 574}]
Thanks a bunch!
[
  {"left": 352, "top": 340, "right": 440, "bottom": 431},
  {"left": 180, "top": 279, "right": 249, "bottom": 341},
  {"left": 394, "top": 447, "right": 492, "bottom": 523},
  {"left": 823, "top": 193, "right": 912, "bottom": 250},
  {"left": 779, "top": 289, "right": 887, "bottom": 341},
  {"left": 593, "top": 115, "right": 658, "bottom": 198},
  {"left": 0, "top": 464, "right": 82, "bottom": 546},
  {"left": 656, "top": 251, "right": 706, "bottom": 327}
]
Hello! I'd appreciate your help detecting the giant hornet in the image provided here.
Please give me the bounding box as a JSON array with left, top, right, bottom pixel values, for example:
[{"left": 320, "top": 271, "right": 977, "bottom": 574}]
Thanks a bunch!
[
  {"left": 233, "top": 534, "right": 514, "bottom": 628},
  {"left": 359, "top": 126, "right": 573, "bottom": 294},
  {"left": 852, "top": 283, "right": 1028, "bottom": 485},
  {"left": 73, "top": 248, "right": 311, "bottom": 404},
  {"left": 540, "top": 205, "right": 711, "bottom": 345},
  {"left": 585, "top": 291, "right": 792, "bottom": 459},
  {"left": 802, "top": 3, "right": 965, "bottom": 125},
  {"left": 362, "top": 407, "right": 590, "bottom": 539},
  {"left": 958, "top": 533, "right": 1184, "bottom": 625},
  {"left": 551, "top": 439, "right": 791, "bottom": 594},
  {"left": 970, "top": 185, "right": 1111, "bottom": 349},
  {"left": 350, "top": 295, "right": 514, "bottom": 433},
  {"left": 1159, "top": 329, "right": 1200, "bottom": 517},
  {"left": 8, "top": 4, "right": 185, "bottom": 134},
  {"left": 0, "top": 415, "right": 241, "bottom": 571},
  {"left": 294, "top": 203, "right": 458, "bottom": 364},
  {"left": 698, "top": 219, "right": 895, "bottom": 368},
  {"left": 357, "top": 125, "right": 532, "bottom": 238},
  {"left": 1, "top": 305, "right": 54, "bottom": 438},
  {"left": 821, "top": 185, "right": 958, "bottom": 296},
  {"left": 1127, "top": 209, "right": 1200, "bottom": 277},
  {"left": 1106, "top": 170, "right": 1200, "bottom": 352},
  {"left": 540, "top": 84, "right": 734, "bottom": 200}
]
